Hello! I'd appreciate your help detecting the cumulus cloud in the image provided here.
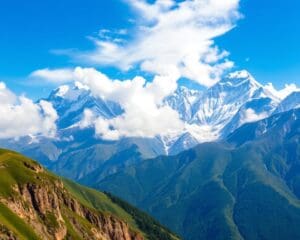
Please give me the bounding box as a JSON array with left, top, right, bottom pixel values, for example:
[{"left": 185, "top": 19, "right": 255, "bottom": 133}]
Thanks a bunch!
[
  {"left": 75, "top": 67, "right": 184, "bottom": 140},
  {"left": 0, "top": 82, "right": 58, "bottom": 139},
  {"left": 264, "top": 83, "right": 300, "bottom": 100},
  {"left": 63, "top": 0, "right": 240, "bottom": 87},
  {"left": 30, "top": 68, "right": 75, "bottom": 83},
  {"left": 78, "top": 109, "right": 96, "bottom": 129}
]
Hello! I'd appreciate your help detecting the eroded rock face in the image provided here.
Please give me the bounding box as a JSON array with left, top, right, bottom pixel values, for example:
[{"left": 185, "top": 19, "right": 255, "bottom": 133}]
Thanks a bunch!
[
  {"left": 0, "top": 150, "right": 178, "bottom": 240},
  {"left": 1, "top": 180, "right": 143, "bottom": 240}
]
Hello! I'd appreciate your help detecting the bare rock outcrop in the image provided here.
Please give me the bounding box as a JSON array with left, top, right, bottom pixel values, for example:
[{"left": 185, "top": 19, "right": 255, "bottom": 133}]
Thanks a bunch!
[{"left": 1, "top": 179, "right": 143, "bottom": 240}]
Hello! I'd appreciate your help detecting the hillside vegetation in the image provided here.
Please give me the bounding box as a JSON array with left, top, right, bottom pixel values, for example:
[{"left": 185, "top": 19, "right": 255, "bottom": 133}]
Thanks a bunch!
[
  {"left": 91, "top": 109, "right": 300, "bottom": 240},
  {"left": 0, "top": 149, "right": 179, "bottom": 240}
]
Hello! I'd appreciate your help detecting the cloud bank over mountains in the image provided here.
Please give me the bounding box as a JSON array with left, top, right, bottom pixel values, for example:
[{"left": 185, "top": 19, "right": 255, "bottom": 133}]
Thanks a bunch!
[{"left": 50, "top": 67, "right": 184, "bottom": 140}]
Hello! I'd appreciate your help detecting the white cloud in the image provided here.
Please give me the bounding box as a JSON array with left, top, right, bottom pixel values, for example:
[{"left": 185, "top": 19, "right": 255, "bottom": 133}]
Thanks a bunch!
[
  {"left": 38, "top": 100, "right": 59, "bottom": 137},
  {"left": 74, "top": 67, "right": 184, "bottom": 140},
  {"left": 0, "top": 82, "right": 58, "bottom": 139},
  {"left": 241, "top": 108, "right": 268, "bottom": 125},
  {"left": 65, "top": 0, "right": 240, "bottom": 87},
  {"left": 30, "top": 68, "right": 75, "bottom": 83},
  {"left": 264, "top": 83, "right": 300, "bottom": 100},
  {"left": 78, "top": 109, "right": 96, "bottom": 129}
]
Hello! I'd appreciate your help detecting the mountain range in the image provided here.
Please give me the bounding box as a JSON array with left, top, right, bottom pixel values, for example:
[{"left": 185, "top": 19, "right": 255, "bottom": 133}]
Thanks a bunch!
[
  {"left": 88, "top": 108, "right": 300, "bottom": 240},
  {"left": 1, "top": 70, "right": 299, "bottom": 181},
  {"left": 1, "top": 70, "right": 300, "bottom": 239}
]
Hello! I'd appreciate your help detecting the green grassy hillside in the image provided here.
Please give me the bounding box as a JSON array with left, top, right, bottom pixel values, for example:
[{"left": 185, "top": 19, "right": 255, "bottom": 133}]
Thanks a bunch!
[{"left": 0, "top": 149, "right": 179, "bottom": 240}]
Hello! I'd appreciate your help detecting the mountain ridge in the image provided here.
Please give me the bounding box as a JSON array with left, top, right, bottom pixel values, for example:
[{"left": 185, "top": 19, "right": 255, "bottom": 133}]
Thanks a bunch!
[{"left": 89, "top": 108, "right": 300, "bottom": 240}]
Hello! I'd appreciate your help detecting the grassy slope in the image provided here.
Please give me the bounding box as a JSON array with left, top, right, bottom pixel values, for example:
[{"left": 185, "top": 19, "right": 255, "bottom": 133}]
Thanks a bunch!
[{"left": 0, "top": 149, "right": 179, "bottom": 240}]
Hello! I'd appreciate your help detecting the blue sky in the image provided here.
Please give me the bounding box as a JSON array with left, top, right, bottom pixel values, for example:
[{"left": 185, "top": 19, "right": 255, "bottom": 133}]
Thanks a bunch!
[
  {"left": 0, "top": 0, "right": 299, "bottom": 99},
  {"left": 217, "top": 0, "right": 300, "bottom": 87}
]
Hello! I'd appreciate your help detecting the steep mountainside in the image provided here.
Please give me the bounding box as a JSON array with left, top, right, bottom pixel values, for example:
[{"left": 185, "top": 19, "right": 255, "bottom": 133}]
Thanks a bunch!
[
  {"left": 164, "top": 86, "right": 202, "bottom": 122},
  {"left": 0, "top": 149, "right": 179, "bottom": 240},
  {"left": 88, "top": 108, "right": 300, "bottom": 240}
]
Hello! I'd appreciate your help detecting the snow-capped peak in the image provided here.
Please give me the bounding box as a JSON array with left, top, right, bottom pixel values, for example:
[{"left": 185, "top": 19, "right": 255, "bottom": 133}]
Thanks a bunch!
[
  {"left": 222, "top": 70, "right": 261, "bottom": 89},
  {"left": 228, "top": 70, "right": 252, "bottom": 79},
  {"left": 51, "top": 83, "right": 89, "bottom": 102},
  {"left": 55, "top": 85, "right": 70, "bottom": 97},
  {"left": 74, "top": 81, "right": 89, "bottom": 91},
  {"left": 174, "top": 86, "right": 202, "bottom": 104},
  {"left": 164, "top": 85, "right": 202, "bottom": 122}
]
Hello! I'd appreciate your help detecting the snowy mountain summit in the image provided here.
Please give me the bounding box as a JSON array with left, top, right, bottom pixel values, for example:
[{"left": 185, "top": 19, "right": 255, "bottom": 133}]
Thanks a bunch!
[
  {"left": 162, "top": 70, "right": 281, "bottom": 153},
  {"left": 45, "top": 82, "right": 122, "bottom": 129},
  {"left": 37, "top": 70, "right": 299, "bottom": 155},
  {"left": 2, "top": 70, "right": 299, "bottom": 162}
]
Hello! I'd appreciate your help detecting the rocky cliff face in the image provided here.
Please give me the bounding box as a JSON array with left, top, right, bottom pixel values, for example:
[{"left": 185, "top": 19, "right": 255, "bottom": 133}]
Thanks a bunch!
[
  {"left": 0, "top": 161, "right": 142, "bottom": 240},
  {"left": 0, "top": 149, "right": 178, "bottom": 240}
]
